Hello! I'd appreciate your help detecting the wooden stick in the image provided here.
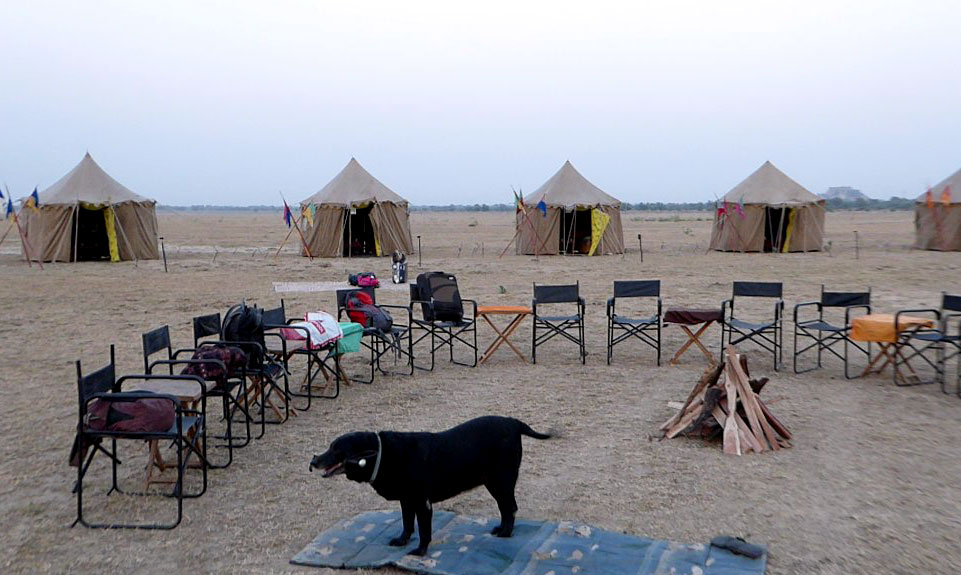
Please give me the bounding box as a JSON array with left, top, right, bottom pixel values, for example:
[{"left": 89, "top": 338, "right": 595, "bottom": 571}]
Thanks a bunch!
[
  {"left": 726, "top": 353, "right": 768, "bottom": 450},
  {"left": 722, "top": 369, "right": 741, "bottom": 455},
  {"left": 661, "top": 363, "right": 724, "bottom": 431},
  {"left": 727, "top": 347, "right": 780, "bottom": 450}
]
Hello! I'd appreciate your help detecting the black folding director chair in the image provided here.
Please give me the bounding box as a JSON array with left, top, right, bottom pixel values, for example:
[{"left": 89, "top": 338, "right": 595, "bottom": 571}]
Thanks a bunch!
[
  {"left": 71, "top": 345, "right": 208, "bottom": 530},
  {"left": 894, "top": 293, "right": 961, "bottom": 392},
  {"left": 532, "top": 282, "right": 586, "bottom": 365},
  {"left": 606, "top": 280, "right": 661, "bottom": 365},
  {"left": 793, "top": 286, "right": 871, "bottom": 378},
  {"left": 409, "top": 273, "right": 478, "bottom": 370},
  {"left": 336, "top": 287, "right": 414, "bottom": 383},
  {"left": 722, "top": 281, "right": 784, "bottom": 371},
  {"left": 193, "top": 312, "right": 290, "bottom": 439},
  {"left": 142, "top": 324, "right": 251, "bottom": 466},
  {"left": 262, "top": 300, "right": 342, "bottom": 409}
]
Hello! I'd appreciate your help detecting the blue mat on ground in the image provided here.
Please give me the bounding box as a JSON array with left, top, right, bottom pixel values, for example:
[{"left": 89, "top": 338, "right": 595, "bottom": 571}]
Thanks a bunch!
[{"left": 291, "top": 510, "right": 767, "bottom": 575}]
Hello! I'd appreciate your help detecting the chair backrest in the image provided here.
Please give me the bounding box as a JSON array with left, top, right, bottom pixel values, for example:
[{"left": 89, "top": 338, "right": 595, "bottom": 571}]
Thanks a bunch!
[
  {"left": 821, "top": 286, "right": 870, "bottom": 308},
  {"left": 77, "top": 345, "right": 117, "bottom": 421},
  {"left": 613, "top": 280, "right": 660, "bottom": 299},
  {"left": 943, "top": 293, "right": 961, "bottom": 313},
  {"left": 415, "top": 272, "right": 464, "bottom": 322},
  {"left": 263, "top": 300, "right": 286, "bottom": 326},
  {"left": 193, "top": 313, "right": 223, "bottom": 346},
  {"left": 337, "top": 287, "right": 376, "bottom": 320},
  {"left": 733, "top": 281, "right": 782, "bottom": 298},
  {"left": 142, "top": 325, "right": 172, "bottom": 373},
  {"left": 534, "top": 282, "right": 580, "bottom": 304}
]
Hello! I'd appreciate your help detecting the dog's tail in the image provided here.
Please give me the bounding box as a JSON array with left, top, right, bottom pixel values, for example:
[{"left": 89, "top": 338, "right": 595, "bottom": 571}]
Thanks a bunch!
[{"left": 516, "top": 419, "right": 553, "bottom": 440}]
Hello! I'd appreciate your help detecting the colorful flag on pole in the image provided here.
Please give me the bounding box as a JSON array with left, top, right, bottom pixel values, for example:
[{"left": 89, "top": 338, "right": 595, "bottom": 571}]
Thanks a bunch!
[
  {"left": 302, "top": 203, "right": 315, "bottom": 227},
  {"left": 283, "top": 201, "right": 293, "bottom": 228},
  {"left": 513, "top": 189, "right": 525, "bottom": 213},
  {"left": 942, "top": 187, "right": 952, "bottom": 206},
  {"left": 0, "top": 187, "right": 4, "bottom": 199},
  {"left": 5, "top": 197, "right": 13, "bottom": 220},
  {"left": 536, "top": 200, "right": 547, "bottom": 216},
  {"left": 24, "top": 187, "right": 40, "bottom": 210}
]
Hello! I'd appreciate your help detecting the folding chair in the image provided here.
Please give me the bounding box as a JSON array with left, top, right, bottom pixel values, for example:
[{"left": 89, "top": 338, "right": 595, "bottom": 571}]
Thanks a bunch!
[
  {"left": 532, "top": 282, "right": 586, "bottom": 364},
  {"left": 793, "top": 286, "right": 871, "bottom": 378},
  {"left": 262, "top": 300, "right": 342, "bottom": 409},
  {"left": 721, "top": 281, "right": 784, "bottom": 371},
  {"left": 142, "top": 325, "right": 250, "bottom": 466},
  {"left": 71, "top": 345, "right": 208, "bottom": 530},
  {"left": 193, "top": 311, "right": 290, "bottom": 439},
  {"left": 409, "top": 272, "right": 478, "bottom": 370},
  {"left": 894, "top": 293, "right": 961, "bottom": 391},
  {"left": 606, "top": 280, "right": 661, "bottom": 365},
  {"left": 336, "top": 287, "right": 414, "bottom": 383}
]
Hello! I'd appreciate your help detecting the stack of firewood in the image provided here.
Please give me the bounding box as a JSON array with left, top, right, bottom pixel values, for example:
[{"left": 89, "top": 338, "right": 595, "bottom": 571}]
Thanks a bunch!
[{"left": 660, "top": 346, "right": 792, "bottom": 455}]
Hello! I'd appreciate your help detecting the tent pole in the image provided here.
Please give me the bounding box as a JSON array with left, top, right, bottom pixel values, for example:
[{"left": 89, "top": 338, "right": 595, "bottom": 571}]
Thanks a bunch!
[
  {"left": 0, "top": 222, "right": 14, "bottom": 249},
  {"left": 274, "top": 214, "right": 299, "bottom": 258},
  {"left": 13, "top": 211, "right": 42, "bottom": 269},
  {"left": 73, "top": 204, "right": 80, "bottom": 262}
]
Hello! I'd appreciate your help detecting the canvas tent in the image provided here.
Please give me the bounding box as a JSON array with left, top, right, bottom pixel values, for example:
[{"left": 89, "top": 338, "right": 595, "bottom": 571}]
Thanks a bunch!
[
  {"left": 516, "top": 161, "right": 624, "bottom": 256},
  {"left": 709, "top": 161, "right": 825, "bottom": 253},
  {"left": 300, "top": 158, "right": 413, "bottom": 258},
  {"left": 20, "top": 153, "right": 159, "bottom": 262},
  {"left": 915, "top": 167, "right": 961, "bottom": 251}
]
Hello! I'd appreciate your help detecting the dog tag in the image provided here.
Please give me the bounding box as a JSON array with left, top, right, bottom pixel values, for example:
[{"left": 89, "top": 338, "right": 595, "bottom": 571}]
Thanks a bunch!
[{"left": 358, "top": 458, "right": 366, "bottom": 467}]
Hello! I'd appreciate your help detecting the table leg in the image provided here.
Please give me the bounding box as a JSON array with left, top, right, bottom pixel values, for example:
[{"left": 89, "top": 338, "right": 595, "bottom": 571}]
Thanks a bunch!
[
  {"left": 670, "top": 322, "right": 716, "bottom": 366},
  {"left": 480, "top": 314, "right": 529, "bottom": 364}
]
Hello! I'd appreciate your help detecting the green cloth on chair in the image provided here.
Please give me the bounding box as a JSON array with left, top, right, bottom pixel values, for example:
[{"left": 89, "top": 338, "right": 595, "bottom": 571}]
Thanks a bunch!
[{"left": 337, "top": 322, "right": 363, "bottom": 355}]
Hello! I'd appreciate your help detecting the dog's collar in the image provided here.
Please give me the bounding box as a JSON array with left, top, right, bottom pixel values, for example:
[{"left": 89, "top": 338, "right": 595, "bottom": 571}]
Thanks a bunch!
[{"left": 369, "top": 432, "right": 383, "bottom": 484}]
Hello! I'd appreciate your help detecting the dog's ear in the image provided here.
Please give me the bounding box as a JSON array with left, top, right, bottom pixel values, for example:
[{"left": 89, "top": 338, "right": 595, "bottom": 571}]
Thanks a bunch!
[{"left": 344, "top": 450, "right": 379, "bottom": 482}]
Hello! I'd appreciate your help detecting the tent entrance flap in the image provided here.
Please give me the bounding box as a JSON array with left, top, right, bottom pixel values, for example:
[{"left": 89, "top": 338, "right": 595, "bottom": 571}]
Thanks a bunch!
[
  {"left": 763, "top": 207, "right": 791, "bottom": 253},
  {"left": 344, "top": 205, "right": 377, "bottom": 257},
  {"left": 72, "top": 206, "right": 111, "bottom": 261},
  {"left": 561, "top": 207, "right": 594, "bottom": 254}
]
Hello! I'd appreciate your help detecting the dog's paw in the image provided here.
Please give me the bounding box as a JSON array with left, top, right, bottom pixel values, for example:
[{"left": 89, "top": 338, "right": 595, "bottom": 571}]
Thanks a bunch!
[
  {"left": 389, "top": 536, "right": 410, "bottom": 547},
  {"left": 490, "top": 525, "right": 503, "bottom": 536},
  {"left": 409, "top": 546, "right": 428, "bottom": 557}
]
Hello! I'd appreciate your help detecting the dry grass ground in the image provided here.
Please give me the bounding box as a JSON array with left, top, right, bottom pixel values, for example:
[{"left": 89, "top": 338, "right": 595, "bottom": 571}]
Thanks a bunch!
[{"left": 1, "top": 209, "right": 960, "bottom": 574}]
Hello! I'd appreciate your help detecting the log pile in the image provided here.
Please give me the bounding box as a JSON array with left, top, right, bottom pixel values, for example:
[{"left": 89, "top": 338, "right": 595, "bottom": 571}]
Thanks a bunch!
[{"left": 660, "top": 346, "right": 792, "bottom": 455}]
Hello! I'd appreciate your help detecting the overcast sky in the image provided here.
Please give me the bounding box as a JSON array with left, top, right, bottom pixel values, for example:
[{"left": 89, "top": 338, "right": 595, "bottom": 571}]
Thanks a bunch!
[{"left": 1, "top": 1, "right": 958, "bottom": 205}]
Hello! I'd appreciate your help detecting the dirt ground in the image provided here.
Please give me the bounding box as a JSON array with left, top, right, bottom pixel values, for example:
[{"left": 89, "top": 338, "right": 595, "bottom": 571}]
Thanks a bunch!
[{"left": 1, "top": 209, "right": 960, "bottom": 574}]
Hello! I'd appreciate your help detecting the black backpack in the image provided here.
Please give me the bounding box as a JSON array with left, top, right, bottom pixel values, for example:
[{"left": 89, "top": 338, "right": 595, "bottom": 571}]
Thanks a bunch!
[
  {"left": 222, "top": 302, "right": 265, "bottom": 369},
  {"left": 415, "top": 272, "right": 464, "bottom": 323}
]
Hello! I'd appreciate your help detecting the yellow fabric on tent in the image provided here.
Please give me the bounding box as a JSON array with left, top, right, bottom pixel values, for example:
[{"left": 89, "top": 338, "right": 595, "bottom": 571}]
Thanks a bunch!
[
  {"left": 374, "top": 237, "right": 382, "bottom": 256},
  {"left": 588, "top": 209, "right": 610, "bottom": 256},
  {"left": 781, "top": 208, "right": 797, "bottom": 253},
  {"left": 104, "top": 206, "right": 120, "bottom": 262}
]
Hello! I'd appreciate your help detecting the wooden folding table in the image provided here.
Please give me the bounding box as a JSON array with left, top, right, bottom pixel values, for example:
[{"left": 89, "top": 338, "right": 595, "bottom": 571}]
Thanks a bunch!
[
  {"left": 664, "top": 307, "right": 723, "bottom": 367},
  {"left": 477, "top": 305, "right": 532, "bottom": 364},
  {"left": 850, "top": 313, "right": 934, "bottom": 385}
]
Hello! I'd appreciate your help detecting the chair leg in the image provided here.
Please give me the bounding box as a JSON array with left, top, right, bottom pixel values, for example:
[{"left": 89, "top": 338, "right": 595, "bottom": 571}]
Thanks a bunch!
[
  {"left": 606, "top": 320, "right": 612, "bottom": 365},
  {"left": 531, "top": 320, "right": 537, "bottom": 365}
]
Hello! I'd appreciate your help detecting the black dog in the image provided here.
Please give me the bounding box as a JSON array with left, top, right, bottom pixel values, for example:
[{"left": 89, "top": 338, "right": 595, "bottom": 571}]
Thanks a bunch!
[{"left": 309, "top": 415, "right": 551, "bottom": 556}]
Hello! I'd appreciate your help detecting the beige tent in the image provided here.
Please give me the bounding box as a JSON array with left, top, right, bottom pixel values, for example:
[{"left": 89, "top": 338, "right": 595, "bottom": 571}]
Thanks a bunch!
[
  {"left": 516, "top": 161, "right": 624, "bottom": 256},
  {"left": 915, "top": 167, "right": 961, "bottom": 251},
  {"left": 300, "top": 158, "right": 413, "bottom": 257},
  {"left": 709, "top": 161, "right": 825, "bottom": 253},
  {"left": 20, "top": 153, "right": 159, "bottom": 262}
]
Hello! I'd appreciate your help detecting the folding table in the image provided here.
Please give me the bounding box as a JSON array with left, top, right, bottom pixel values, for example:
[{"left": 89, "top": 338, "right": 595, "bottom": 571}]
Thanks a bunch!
[
  {"left": 850, "top": 313, "right": 935, "bottom": 384},
  {"left": 664, "top": 307, "right": 723, "bottom": 367},
  {"left": 129, "top": 378, "right": 215, "bottom": 490},
  {"left": 477, "top": 305, "right": 532, "bottom": 364}
]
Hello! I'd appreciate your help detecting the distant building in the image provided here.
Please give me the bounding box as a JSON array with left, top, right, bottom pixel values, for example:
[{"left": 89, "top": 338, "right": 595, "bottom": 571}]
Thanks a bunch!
[{"left": 821, "top": 186, "right": 870, "bottom": 202}]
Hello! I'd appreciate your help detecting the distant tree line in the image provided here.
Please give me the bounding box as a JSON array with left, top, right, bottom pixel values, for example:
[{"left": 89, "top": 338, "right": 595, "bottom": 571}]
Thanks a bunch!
[{"left": 160, "top": 197, "right": 918, "bottom": 212}]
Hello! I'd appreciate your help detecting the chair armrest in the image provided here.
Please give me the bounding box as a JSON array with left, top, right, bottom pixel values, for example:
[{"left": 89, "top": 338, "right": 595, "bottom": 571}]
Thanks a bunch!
[
  {"left": 379, "top": 303, "right": 414, "bottom": 326},
  {"left": 267, "top": 323, "right": 313, "bottom": 349},
  {"left": 408, "top": 298, "right": 432, "bottom": 321},
  {"left": 461, "top": 299, "right": 479, "bottom": 319},
  {"left": 775, "top": 299, "right": 784, "bottom": 321},
  {"left": 147, "top": 357, "right": 227, "bottom": 376},
  {"left": 720, "top": 299, "right": 733, "bottom": 323},
  {"left": 793, "top": 301, "right": 820, "bottom": 323},
  {"left": 843, "top": 304, "right": 871, "bottom": 326},
  {"left": 88, "top": 390, "right": 180, "bottom": 406},
  {"left": 657, "top": 297, "right": 662, "bottom": 318},
  {"left": 606, "top": 297, "right": 614, "bottom": 318},
  {"left": 116, "top": 373, "right": 208, "bottom": 396},
  {"left": 578, "top": 297, "right": 586, "bottom": 316},
  {"left": 894, "top": 308, "right": 940, "bottom": 332}
]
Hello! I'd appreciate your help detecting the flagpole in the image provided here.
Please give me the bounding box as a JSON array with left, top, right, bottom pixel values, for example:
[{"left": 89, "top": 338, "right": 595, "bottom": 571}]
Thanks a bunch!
[
  {"left": 281, "top": 193, "right": 313, "bottom": 260},
  {"left": 12, "top": 210, "right": 43, "bottom": 269},
  {"left": 274, "top": 213, "right": 301, "bottom": 258}
]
